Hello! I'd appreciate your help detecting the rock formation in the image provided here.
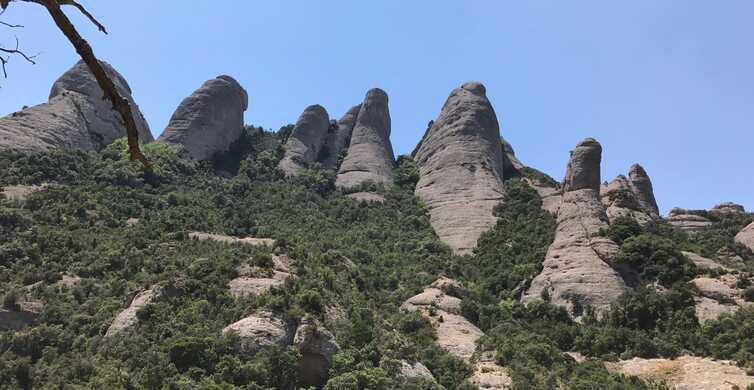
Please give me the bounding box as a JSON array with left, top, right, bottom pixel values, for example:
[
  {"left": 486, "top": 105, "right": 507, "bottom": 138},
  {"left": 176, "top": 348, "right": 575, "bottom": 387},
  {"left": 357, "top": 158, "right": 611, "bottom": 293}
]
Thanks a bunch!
[
  {"left": 336, "top": 88, "right": 394, "bottom": 188},
  {"left": 106, "top": 288, "right": 162, "bottom": 337},
  {"left": 0, "top": 300, "right": 42, "bottom": 331},
  {"left": 222, "top": 311, "right": 292, "bottom": 354},
  {"left": 500, "top": 137, "right": 524, "bottom": 178},
  {"left": 158, "top": 75, "right": 248, "bottom": 160},
  {"left": 668, "top": 209, "right": 712, "bottom": 233},
  {"left": 736, "top": 222, "right": 754, "bottom": 252},
  {"left": 601, "top": 164, "right": 659, "bottom": 226},
  {"left": 606, "top": 356, "right": 754, "bottom": 389},
  {"left": 399, "top": 361, "right": 435, "bottom": 381},
  {"left": 711, "top": 202, "right": 746, "bottom": 216},
  {"left": 0, "top": 60, "right": 153, "bottom": 153},
  {"left": 691, "top": 273, "right": 753, "bottom": 322},
  {"left": 278, "top": 105, "right": 331, "bottom": 176},
  {"left": 322, "top": 104, "right": 361, "bottom": 169},
  {"left": 413, "top": 82, "right": 506, "bottom": 254},
  {"left": 523, "top": 138, "right": 628, "bottom": 316},
  {"left": 682, "top": 251, "right": 728, "bottom": 272},
  {"left": 293, "top": 316, "right": 341, "bottom": 387},
  {"left": 228, "top": 255, "right": 293, "bottom": 299},
  {"left": 188, "top": 231, "right": 275, "bottom": 247}
]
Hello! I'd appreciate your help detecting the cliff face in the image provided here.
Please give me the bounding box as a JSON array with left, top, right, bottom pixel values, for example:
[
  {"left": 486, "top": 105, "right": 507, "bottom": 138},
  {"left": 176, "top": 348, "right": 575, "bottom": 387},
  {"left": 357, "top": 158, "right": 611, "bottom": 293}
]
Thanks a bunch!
[
  {"left": 0, "top": 60, "right": 153, "bottom": 153},
  {"left": 158, "top": 75, "right": 248, "bottom": 160},
  {"left": 278, "top": 105, "right": 331, "bottom": 176},
  {"left": 336, "top": 88, "right": 395, "bottom": 188},
  {"left": 413, "top": 82, "right": 506, "bottom": 254},
  {"left": 523, "top": 138, "right": 628, "bottom": 317},
  {"left": 601, "top": 164, "right": 660, "bottom": 226}
]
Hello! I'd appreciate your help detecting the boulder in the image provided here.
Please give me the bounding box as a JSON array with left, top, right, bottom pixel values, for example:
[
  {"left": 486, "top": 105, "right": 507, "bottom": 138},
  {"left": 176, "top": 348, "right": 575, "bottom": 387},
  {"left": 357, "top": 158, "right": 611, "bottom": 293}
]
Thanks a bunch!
[
  {"left": 606, "top": 356, "right": 754, "bottom": 390},
  {"left": 158, "top": 75, "right": 248, "bottom": 160},
  {"left": 413, "top": 82, "right": 506, "bottom": 254},
  {"left": 668, "top": 209, "right": 712, "bottom": 234},
  {"left": 222, "top": 311, "right": 291, "bottom": 354},
  {"left": 322, "top": 104, "right": 361, "bottom": 169},
  {"left": 735, "top": 222, "right": 754, "bottom": 252},
  {"left": 401, "top": 287, "right": 462, "bottom": 315},
  {"left": 228, "top": 271, "right": 290, "bottom": 299},
  {"left": 0, "top": 60, "right": 153, "bottom": 153},
  {"left": 467, "top": 352, "right": 513, "bottom": 390},
  {"left": 691, "top": 275, "right": 753, "bottom": 322},
  {"left": 278, "top": 105, "right": 331, "bottom": 176},
  {"left": 105, "top": 288, "right": 161, "bottom": 337},
  {"left": 399, "top": 361, "right": 435, "bottom": 381},
  {"left": 336, "top": 88, "right": 394, "bottom": 188},
  {"left": 188, "top": 232, "right": 275, "bottom": 247},
  {"left": 523, "top": 139, "right": 628, "bottom": 317},
  {"left": 682, "top": 251, "right": 728, "bottom": 271},
  {"left": 293, "top": 316, "right": 341, "bottom": 387},
  {"left": 1, "top": 184, "right": 46, "bottom": 203}
]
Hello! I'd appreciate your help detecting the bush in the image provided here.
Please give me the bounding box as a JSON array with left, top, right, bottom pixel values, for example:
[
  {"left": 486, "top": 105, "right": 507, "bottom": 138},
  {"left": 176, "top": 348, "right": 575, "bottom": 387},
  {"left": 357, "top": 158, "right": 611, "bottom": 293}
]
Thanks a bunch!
[{"left": 616, "top": 233, "right": 696, "bottom": 285}]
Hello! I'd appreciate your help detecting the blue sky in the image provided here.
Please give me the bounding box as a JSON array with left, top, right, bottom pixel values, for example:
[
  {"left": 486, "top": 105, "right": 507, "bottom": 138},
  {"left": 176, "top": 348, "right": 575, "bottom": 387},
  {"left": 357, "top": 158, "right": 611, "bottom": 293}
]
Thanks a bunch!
[{"left": 1, "top": 1, "right": 752, "bottom": 214}]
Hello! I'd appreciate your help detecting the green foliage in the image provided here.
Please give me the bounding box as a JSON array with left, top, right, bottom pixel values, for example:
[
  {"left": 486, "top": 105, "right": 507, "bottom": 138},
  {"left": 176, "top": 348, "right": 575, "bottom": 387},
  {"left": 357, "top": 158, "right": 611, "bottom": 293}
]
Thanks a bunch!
[
  {"left": 616, "top": 233, "right": 697, "bottom": 286},
  {"left": 601, "top": 215, "right": 643, "bottom": 245},
  {"left": 393, "top": 155, "right": 420, "bottom": 189}
]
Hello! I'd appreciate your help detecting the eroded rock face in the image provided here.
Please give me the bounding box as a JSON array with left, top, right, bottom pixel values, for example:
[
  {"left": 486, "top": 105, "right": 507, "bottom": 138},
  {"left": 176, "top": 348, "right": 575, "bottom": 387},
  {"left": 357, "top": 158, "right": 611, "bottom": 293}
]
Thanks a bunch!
[
  {"left": 0, "top": 60, "right": 153, "bottom": 153},
  {"left": 413, "top": 82, "right": 505, "bottom": 254},
  {"left": 668, "top": 209, "right": 712, "bottom": 234},
  {"left": 628, "top": 164, "right": 660, "bottom": 218},
  {"left": 601, "top": 165, "right": 660, "bottom": 226},
  {"left": 606, "top": 356, "right": 754, "bottom": 390},
  {"left": 711, "top": 202, "right": 746, "bottom": 216},
  {"left": 278, "top": 105, "right": 331, "bottom": 176},
  {"left": 158, "top": 75, "right": 248, "bottom": 160},
  {"left": 563, "top": 138, "right": 602, "bottom": 192},
  {"left": 322, "top": 104, "right": 361, "bottom": 169},
  {"left": 105, "top": 288, "right": 160, "bottom": 337},
  {"left": 188, "top": 232, "right": 275, "bottom": 247},
  {"left": 735, "top": 222, "right": 754, "bottom": 252},
  {"left": 293, "top": 317, "right": 341, "bottom": 387},
  {"left": 336, "top": 88, "right": 394, "bottom": 188},
  {"left": 222, "top": 311, "right": 291, "bottom": 354},
  {"left": 682, "top": 251, "right": 728, "bottom": 272},
  {"left": 500, "top": 137, "right": 524, "bottom": 178},
  {"left": 467, "top": 352, "right": 513, "bottom": 390},
  {"left": 399, "top": 361, "right": 435, "bottom": 381},
  {"left": 523, "top": 139, "right": 628, "bottom": 317}
]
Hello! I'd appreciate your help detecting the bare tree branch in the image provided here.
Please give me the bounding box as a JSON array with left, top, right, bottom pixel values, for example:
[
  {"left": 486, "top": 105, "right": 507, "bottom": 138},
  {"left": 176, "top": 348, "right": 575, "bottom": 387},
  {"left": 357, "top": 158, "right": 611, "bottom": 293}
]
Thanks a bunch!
[
  {"left": 0, "top": 36, "right": 36, "bottom": 77},
  {"left": 12, "top": 0, "right": 107, "bottom": 34},
  {"left": 0, "top": 20, "right": 22, "bottom": 27},
  {"left": 36, "top": 0, "right": 149, "bottom": 168}
]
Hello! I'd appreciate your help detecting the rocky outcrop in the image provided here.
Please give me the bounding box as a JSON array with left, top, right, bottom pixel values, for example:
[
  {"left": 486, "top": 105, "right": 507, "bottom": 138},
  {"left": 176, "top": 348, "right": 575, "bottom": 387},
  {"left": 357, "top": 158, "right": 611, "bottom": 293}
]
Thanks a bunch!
[
  {"left": 711, "top": 202, "right": 746, "bottom": 216},
  {"left": 500, "top": 137, "right": 524, "bottom": 178},
  {"left": 188, "top": 232, "right": 275, "bottom": 247},
  {"left": 668, "top": 209, "right": 712, "bottom": 234},
  {"left": 627, "top": 164, "right": 660, "bottom": 218},
  {"left": 222, "top": 311, "right": 292, "bottom": 354},
  {"left": 0, "top": 60, "right": 153, "bottom": 153},
  {"left": 735, "top": 222, "right": 754, "bottom": 252},
  {"left": 336, "top": 88, "right": 394, "bottom": 189},
  {"left": 293, "top": 316, "right": 341, "bottom": 387},
  {"left": 0, "top": 301, "right": 42, "bottom": 331},
  {"left": 105, "top": 287, "right": 164, "bottom": 337},
  {"left": 467, "top": 352, "right": 513, "bottom": 390},
  {"left": 606, "top": 356, "right": 754, "bottom": 390},
  {"left": 523, "top": 139, "right": 628, "bottom": 317},
  {"left": 399, "top": 361, "right": 435, "bottom": 381},
  {"left": 1, "top": 184, "right": 47, "bottom": 203},
  {"left": 691, "top": 274, "right": 753, "bottom": 322},
  {"left": 346, "top": 192, "right": 386, "bottom": 203},
  {"left": 158, "top": 75, "right": 248, "bottom": 160},
  {"left": 228, "top": 256, "right": 293, "bottom": 299},
  {"left": 413, "top": 82, "right": 506, "bottom": 254},
  {"left": 322, "top": 105, "right": 361, "bottom": 169},
  {"left": 278, "top": 105, "right": 331, "bottom": 176},
  {"left": 682, "top": 251, "right": 728, "bottom": 271}
]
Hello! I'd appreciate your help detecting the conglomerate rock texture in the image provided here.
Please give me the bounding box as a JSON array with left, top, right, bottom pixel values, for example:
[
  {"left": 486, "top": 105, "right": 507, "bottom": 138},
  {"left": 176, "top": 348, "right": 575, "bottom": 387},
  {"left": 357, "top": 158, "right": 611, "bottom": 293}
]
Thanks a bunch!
[
  {"left": 413, "top": 82, "right": 506, "bottom": 254},
  {"left": 0, "top": 60, "right": 153, "bottom": 152}
]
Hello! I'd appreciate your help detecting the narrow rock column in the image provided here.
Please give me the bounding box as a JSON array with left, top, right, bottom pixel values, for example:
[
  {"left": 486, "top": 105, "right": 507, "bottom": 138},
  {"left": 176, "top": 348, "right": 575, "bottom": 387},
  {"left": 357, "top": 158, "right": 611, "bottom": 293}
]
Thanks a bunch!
[{"left": 278, "top": 105, "right": 331, "bottom": 176}]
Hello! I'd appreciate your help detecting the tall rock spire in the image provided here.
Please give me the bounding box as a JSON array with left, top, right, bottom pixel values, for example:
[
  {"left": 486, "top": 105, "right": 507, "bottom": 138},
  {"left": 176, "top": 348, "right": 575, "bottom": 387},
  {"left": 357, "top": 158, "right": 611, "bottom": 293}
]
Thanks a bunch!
[
  {"left": 278, "top": 105, "right": 331, "bottom": 176},
  {"left": 335, "top": 88, "right": 394, "bottom": 188},
  {"left": 628, "top": 163, "right": 660, "bottom": 218},
  {"left": 523, "top": 138, "right": 628, "bottom": 317},
  {"left": 413, "top": 82, "right": 506, "bottom": 254}
]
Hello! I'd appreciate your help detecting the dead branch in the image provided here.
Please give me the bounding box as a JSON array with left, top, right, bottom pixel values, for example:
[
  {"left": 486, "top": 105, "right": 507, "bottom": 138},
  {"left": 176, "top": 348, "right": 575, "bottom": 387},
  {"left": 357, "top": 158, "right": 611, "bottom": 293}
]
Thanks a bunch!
[
  {"left": 0, "top": 36, "right": 36, "bottom": 77},
  {"left": 11, "top": 0, "right": 107, "bottom": 33}
]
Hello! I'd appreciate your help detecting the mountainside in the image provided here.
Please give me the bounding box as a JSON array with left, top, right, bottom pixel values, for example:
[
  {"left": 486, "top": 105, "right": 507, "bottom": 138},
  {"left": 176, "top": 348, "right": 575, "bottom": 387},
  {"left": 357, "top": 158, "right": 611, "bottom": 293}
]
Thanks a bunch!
[{"left": 1, "top": 67, "right": 754, "bottom": 389}]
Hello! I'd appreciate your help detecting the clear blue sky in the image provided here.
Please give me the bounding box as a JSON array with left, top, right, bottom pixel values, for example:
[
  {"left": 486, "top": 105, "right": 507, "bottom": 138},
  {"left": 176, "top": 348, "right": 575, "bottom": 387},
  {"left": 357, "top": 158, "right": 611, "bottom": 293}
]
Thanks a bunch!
[{"left": 2, "top": 1, "right": 752, "bottom": 214}]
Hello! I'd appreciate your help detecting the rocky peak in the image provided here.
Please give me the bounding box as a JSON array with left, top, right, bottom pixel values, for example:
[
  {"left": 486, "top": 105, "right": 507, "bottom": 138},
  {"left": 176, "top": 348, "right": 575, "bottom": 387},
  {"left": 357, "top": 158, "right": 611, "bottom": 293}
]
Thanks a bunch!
[
  {"left": 335, "top": 88, "right": 395, "bottom": 188},
  {"left": 322, "top": 104, "right": 361, "bottom": 169},
  {"left": 711, "top": 202, "right": 746, "bottom": 216},
  {"left": 413, "top": 81, "right": 505, "bottom": 254},
  {"left": 0, "top": 60, "right": 153, "bottom": 153},
  {"left": 628, "top": 163, "right": 660, "bottom": 217},
  {"left": 158, "top": 75, "right": 248, "bottom": 160},
  {"left": 563, "top": 138, "right": 602, "bottom": 192},
  {"left": 278, "top": 105, "right": 331, "bottom": 176}
]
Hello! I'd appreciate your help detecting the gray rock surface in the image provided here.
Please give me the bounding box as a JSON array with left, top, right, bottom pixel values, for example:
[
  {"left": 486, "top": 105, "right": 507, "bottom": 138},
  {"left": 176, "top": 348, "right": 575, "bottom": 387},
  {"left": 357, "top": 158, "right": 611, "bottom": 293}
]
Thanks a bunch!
[
  {"left": 322, "top": 104, "right": 361, "bottom": 169},
  {"left": 500, "top": 137, "right": 524, "bottom": 178},
  {"left": 336, "top": 88, "right": 394, "bottom": 188},
  {"left": 158, "top": 75, "right": 248, "bottom": 160},
  {"left": 668, "top": 209, "right": 712, "bottom": 233},
  {"left": 399, "top": 361, "right": 435, "bottom": 381},
  {"left": 105, "top": 288, "right": 160, "bottom": 337},
  {"left": 711, "top": 202, "right": 746, "bottom": 216},
  {"left": 735, "top": 222, "right": 754, "bottom": 252},
  {"left": 0, "top": 60, "right": 153, "bottom": 152},
  {"left": 278, "top": 105, "right": 331, "bottom": 176},
  {"left": 628, "top": 164, "right": 660, "bottom": 218},
  {"left": 523, "top": 139, "right": 628, "bottom": 317},
  {"left": 413, "top": 82, "right": 506, "bottom": 254},
  {"left": 682, "top": 251, "right": 728, "bottom": 271},
  {"left": 563, "top": 138, "right": 602, "bottom": 192},
  {"left": 601, "top": 166, "right": 659, "bottom": 226},
  {"left": 222, "top": 311, "right": 292, "bottom": 354},
  {"left": 293, "top": 316, "right": 341, "bottom": 387}
]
